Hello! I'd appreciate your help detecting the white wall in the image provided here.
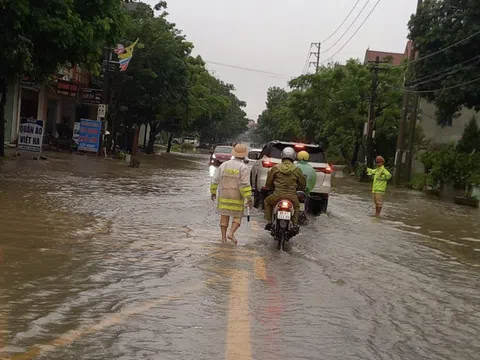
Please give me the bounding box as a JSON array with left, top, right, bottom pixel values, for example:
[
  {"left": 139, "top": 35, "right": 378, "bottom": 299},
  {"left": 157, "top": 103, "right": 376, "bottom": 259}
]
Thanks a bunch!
[
  {"left": 412, "top": 100, "right": 480, "bottom": 175},
  {"left": 419, "top": 100, "right": 479, "bottom": 144}
]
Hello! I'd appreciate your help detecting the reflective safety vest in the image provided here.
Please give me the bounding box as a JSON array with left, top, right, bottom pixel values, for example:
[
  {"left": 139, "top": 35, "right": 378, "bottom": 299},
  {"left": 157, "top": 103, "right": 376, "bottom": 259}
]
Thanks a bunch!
[
  {"left": 211, "top": 159, "right": 252, "bottom": 216},
  {"left": 367, "top": 166, "right": 392, "bottom": 193}
]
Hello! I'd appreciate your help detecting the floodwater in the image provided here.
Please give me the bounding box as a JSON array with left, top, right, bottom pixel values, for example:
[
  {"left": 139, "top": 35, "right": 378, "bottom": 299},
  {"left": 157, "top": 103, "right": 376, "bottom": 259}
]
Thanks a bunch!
[{"left": 0, "top": 152, "right": 479, "bottom": 360}]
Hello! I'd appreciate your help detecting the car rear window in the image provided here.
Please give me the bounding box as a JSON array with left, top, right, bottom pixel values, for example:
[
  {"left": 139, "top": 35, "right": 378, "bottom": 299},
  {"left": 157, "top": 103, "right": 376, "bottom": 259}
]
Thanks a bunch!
[
  {"left": 214, "top": 146, "right": 232, "bottom": 153},
  {"left": 270, "top": 144, "right": 326, "bottom": 163}
]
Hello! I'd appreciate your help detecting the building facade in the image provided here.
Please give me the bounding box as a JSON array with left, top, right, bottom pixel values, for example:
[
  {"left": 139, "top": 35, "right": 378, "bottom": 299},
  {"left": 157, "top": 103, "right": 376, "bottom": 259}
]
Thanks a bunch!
[{"left": 3, "top": 65, "right": 99, "bottom": 145}]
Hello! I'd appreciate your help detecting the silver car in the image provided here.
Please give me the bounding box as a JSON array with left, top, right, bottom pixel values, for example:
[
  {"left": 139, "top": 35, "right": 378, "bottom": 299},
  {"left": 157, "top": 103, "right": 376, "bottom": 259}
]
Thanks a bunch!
[{"left": 249, "top": 141, "right": 332, "bottom": 214}]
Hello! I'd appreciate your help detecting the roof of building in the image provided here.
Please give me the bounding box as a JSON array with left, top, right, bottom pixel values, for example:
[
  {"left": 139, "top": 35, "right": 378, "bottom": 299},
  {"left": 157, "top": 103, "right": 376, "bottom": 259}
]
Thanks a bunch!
[{"left": 364, "top": 49, "right": 406, "bottom": 66}]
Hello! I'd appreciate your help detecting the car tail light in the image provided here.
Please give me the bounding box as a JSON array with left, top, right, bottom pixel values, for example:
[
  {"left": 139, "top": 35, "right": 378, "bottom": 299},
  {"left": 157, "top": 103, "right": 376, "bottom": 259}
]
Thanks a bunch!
[
  {"left": 262, "top": 161, "right": 274, "bottom": 168},
  {"left": 294, "top": 143, "right": 305, "bottom": 149},
  {"left": 315, "top": 164, "right": 333, "bottom": 174}
]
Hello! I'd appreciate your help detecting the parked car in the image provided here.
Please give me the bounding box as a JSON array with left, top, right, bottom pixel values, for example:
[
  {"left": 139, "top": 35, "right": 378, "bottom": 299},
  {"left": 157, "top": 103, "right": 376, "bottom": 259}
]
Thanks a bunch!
[
  {"left": 210, "top": 145, "right": 233, "bottom": 166},
  {"left": 250, "top": 141, "right": 332, "bottom": 214},
  {"left": 172, "top": 134, "right": 200, "bottom": 147}
]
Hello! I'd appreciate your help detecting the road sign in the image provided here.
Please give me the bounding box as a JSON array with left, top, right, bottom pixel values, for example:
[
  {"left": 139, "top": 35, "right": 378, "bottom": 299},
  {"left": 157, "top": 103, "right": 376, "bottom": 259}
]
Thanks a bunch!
[
  {"left": 81, "top": 88, "right": 103, "bottom": 105},
  {"left": 17, "top": 118, "right": 45, "bottom": 153},
  {"left": 78, "top": 119, "right": 102, "bottom": 153},
  {"left": 97, "top": 104, "right": 107, "bottom": 120},
  {"left": 102, "top": 60, "right": 119, "bottom": 73}
]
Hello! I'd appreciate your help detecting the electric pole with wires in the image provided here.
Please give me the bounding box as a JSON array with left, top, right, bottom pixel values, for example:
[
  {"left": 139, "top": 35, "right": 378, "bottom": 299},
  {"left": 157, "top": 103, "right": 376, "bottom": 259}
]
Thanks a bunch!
[
  {"left": 310, "top": 42, "right": 321, "bottom": 73},
  {"left": 405, "top": 0, "right": 424, "bottom": 182},
  {"left": 393, "top": 0, "right": 423, "bottom": 186},
  {"left": 366, "top": 56, "right": 388, "bottom": 167}
]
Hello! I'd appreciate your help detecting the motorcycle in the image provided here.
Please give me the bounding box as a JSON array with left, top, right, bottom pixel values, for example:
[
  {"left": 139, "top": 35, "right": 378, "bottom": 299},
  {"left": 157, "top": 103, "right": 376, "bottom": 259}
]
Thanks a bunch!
[
  {"left": 270, "top": 199, "right": 299, "bottom": 251},
  {"left": 296, "top": 191, "right": 309, "bottom": 226}
]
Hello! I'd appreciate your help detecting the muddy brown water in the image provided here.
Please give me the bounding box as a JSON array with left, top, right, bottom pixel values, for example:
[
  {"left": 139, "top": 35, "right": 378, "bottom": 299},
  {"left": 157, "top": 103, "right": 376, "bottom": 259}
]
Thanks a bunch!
[{"left": 0, "top": 152, "right": 479, "bottom": 359}]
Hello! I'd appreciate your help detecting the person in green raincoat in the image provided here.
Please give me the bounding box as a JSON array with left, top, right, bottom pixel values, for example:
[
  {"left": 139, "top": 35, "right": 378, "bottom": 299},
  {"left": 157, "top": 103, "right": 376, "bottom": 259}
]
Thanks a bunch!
[
  {"left": 296, "top": 151, "right": 317, "bottom": 195},
  {"left": 367, "top": 156, "right": 391, "bottom": 217}
]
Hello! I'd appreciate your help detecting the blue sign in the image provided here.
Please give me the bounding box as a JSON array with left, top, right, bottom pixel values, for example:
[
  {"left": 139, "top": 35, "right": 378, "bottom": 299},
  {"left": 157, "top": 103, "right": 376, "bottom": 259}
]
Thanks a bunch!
[{"left": 78, "top": 119, "right": 102, "bottom": 153}]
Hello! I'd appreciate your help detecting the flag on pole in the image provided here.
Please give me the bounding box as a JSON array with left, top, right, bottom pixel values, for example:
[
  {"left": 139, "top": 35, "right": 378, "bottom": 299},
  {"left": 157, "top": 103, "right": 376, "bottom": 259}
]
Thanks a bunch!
[
  {"left": 114, "top": 44, "right": 125, "bottom": 55},
  {"left": 118, "top": 38, "right": 139, "bottom": 72}
]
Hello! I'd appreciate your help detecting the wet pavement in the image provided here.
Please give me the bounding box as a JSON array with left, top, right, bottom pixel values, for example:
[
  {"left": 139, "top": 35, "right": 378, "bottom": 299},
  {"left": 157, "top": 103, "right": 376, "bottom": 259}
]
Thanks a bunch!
[{"left": 0, "top": 152, "right": 479, "bottom": 360}]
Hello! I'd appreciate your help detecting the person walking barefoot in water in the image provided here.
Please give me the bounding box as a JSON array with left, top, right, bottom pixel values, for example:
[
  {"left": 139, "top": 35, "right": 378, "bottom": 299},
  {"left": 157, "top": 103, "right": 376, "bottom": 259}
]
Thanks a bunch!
[
  {"left": 210, "top": 144, "right": 252, "bottom": 244},
  {"left": 367, "top": 156, "right": 391, "bottom": 217}
]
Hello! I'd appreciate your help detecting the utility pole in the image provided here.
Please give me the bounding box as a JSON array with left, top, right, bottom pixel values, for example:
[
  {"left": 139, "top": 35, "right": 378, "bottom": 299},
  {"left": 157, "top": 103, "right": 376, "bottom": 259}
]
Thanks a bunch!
[
  {"left": 393, "top": 0, "right": 423, "bottom": 186},
  {"left": 366, "top": 56, "right": 381, "bottom": 168},
  {"left": 102, "top": 46, "right": 112, "bottom": 149},
  {"left": 310, "top": 42, "right": 321, "bottom": 73},
  {"left": 405, "top": 0, "right": 423, "bottom": 182},
  {"left": 405, "top": 91, "right": 419, "bottom": 181}
]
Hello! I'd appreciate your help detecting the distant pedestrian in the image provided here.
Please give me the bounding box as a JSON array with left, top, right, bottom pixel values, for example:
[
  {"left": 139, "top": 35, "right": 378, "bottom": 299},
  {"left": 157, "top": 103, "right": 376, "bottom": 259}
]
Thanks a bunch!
[
  {"left": 210, "top": 144, "right": 252, "bottom": 244},
  {"left": 367, "top": 156, "right": 391, "bottom": 217}
]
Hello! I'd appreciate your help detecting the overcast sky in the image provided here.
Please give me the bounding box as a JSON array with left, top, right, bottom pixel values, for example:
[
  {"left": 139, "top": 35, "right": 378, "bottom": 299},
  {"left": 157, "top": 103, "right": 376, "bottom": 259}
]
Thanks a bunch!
[{"left": 144, "top": 0, "right": 419, "bottom": 120}]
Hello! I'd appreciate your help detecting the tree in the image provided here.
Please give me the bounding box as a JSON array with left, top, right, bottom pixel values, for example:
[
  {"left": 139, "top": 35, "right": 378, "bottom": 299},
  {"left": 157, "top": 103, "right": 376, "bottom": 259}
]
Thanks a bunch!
[
  {"left": 256, "top": 87, "right": 302, "bottom": 143},
  {"left": 191, "top": 76, "right": 248, "bottom": 144},
  {"left": 457, "top": 116, "right": 480, "bottom": 154},
  {"left": 408, "top": 0, "right": 480, "bottom": 126},
  {"left": 0, "top": 0, "right": 126, "bottom": 156},
  {"left": 118, "top": 1, "right": 192, "bottom": 153},
  {"left": 117, "top": 4, "right": 248, "bottom": 152},
  {"left": 257, "top": 60, "right": 404, "bottom": 170}
]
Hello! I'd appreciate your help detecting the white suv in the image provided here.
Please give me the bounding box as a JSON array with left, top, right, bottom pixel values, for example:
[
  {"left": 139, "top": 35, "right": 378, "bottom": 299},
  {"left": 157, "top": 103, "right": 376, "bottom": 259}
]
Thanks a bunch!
[{"left": 249, "top": 141, "right": 332, "bottom": 214}]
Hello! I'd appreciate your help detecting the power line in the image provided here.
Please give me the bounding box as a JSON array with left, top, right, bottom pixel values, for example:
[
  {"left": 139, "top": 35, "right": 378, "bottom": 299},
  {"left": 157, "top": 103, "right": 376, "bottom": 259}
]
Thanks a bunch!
[
  {"left": 321, "top": 0, "right": 371, "bottom": 54},
  {"left": 205, "top": 60, "right": 292, "bottom": 79},
  {"left": 302, "top": 44, "right": 313, "bottom": 74},
  {"left": 321, "top": 0, "right": 383, "bottom": 65},
  {"left": 408, "top": 55, "right": 480, "bottom": 85},
  {"left": 393, "top": 29, "right": 480, "bottom": 68},
  {"left": 322, "top": 0, "right": 362, "bottom": 43},
  {"left": 408, "top": 55, "right": 480, "bottom": 88},
  {"left": 389, "top": 75, "right": 480, "bottom": 93}
]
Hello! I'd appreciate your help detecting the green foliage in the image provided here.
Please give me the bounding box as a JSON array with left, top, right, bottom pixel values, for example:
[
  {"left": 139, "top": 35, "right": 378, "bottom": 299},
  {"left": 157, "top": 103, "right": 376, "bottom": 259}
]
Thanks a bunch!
[
  {"left": 118, "top": 3, "right": 247, "bottom": 152},
  {"left": 408, "top": 174, "right": 426, "bottom": 191},
  {"left": 119, "top": 1, "right": 191, "bottom": 152},
  {"left": 457, "top": 116, "right": 480, "bottom": 154},
  {"left": 0, "top": 0, "right": 126, "bottom": 156},
  {"left": 421, "top": 144, "right": 480, "bottom": 185},
  {"left": 189, "top": 60, "right": 248, "bottom": 144},
  {"left": 256, "top": 87, "right": 302, "bottom": 142},
  {"left": 355, "top": 163, "right": 368, "bottom": 180},
  {"left": 255, "top": 60, "right": 404, "bottom": 169},
  {"left": 408, "top": 0, "right": 480, "bottom": 125}
]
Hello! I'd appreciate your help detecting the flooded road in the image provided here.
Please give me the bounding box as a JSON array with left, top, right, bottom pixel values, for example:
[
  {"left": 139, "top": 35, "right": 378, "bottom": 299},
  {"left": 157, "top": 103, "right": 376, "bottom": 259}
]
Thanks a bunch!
[{"left": 0, "top": 153, "right": 479, "bottom": 360}]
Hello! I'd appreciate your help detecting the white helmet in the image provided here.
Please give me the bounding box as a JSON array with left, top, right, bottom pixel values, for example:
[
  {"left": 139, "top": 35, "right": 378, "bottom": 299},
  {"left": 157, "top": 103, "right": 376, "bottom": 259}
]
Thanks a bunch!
[{"left": 281, "top": 147, "right": 296, "bottom": 161}]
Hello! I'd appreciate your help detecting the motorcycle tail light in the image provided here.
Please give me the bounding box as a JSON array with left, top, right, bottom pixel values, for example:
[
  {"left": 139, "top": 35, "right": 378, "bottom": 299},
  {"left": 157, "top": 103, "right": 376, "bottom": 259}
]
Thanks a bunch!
[
  {"left": 280, "top": 201, "right": 292, "bottom": 209},
  {"left": 262, "top": 161, "right": 274, "bottom": 168}
]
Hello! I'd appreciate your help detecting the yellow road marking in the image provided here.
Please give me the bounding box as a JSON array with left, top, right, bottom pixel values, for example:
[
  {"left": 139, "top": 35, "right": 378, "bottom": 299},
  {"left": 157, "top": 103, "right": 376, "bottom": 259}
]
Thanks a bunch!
[
  {"left": 204, "top": 246, "right": 258, "bottom": 255},
  {"left": 225, "top": 270, "right": 252, "bottom": 360},
  {"left": 209, "top": 253, "right": 257, "bottom": 262},
  {"left": 4, "top": 278, "right": 220, "bottom": 360},
  {"left": 253, "top": 257, "right": 267, "bottom": 281}
]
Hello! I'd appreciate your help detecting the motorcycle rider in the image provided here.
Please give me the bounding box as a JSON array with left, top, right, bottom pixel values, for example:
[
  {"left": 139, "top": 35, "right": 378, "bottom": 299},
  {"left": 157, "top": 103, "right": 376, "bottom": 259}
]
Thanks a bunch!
[
  {"left": 264, "top": 147, "right": 307, "bottom": 234},
  {"left": 296, "top": 151, "right": 316, "bottom": 196}
]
